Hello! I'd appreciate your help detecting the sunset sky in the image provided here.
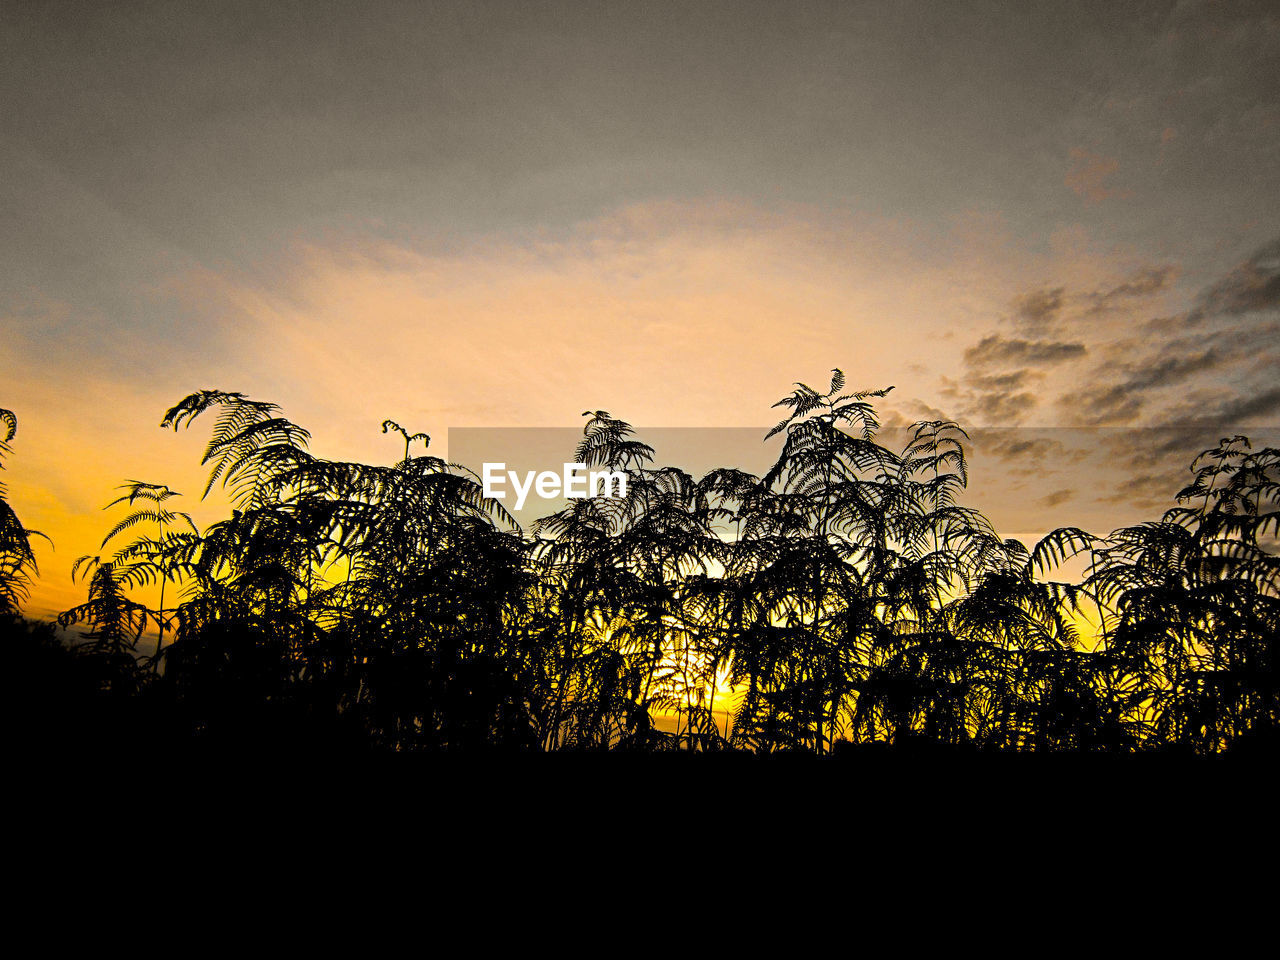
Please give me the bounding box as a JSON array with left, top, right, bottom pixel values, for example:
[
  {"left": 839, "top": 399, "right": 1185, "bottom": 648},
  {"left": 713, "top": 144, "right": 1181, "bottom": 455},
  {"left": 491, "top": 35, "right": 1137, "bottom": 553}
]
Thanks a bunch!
[{"left": 3, "top": 0, "right": 1278, "bottom": 617}]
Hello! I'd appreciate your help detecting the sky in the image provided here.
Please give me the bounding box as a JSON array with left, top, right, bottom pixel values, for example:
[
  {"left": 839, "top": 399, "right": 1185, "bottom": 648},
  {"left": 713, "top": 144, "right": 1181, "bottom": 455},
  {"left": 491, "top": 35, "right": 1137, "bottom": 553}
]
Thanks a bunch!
[{"left": 2, "top": 0, "right": 1278, "bottom": 617}]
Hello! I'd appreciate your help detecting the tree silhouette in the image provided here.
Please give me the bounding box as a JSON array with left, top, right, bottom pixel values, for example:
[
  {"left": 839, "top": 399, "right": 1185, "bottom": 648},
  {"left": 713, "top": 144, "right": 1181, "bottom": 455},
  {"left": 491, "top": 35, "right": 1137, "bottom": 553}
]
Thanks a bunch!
[
  {"left": 0, "top": 408, "right": 47, "bottom": 616},
  {"left": 4, "top": 375, "right": 1278, "bottom": 754},
  {"left": 94, "top": 481, "right": 198, "bottom": 668}
]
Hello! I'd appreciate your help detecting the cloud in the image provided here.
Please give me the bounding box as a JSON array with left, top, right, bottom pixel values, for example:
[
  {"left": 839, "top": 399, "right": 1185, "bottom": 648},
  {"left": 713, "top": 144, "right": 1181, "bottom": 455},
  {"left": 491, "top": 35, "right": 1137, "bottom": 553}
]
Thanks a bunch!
[
  {"left": 964, "top": 336, "right": 1086, "bottom": 367},
  {"left": 1073, "top": 384, "right": 1143, "bottom": 425},
  {"left": 1074, "top": 346, "right": 1228, "bottom": 424},
  {"left": 1064, "top": 148, "right": 1132, "bottom": 205},
  {"left": 1097, "top": 472, "right": 1177, "bottom": 509},
  {"left": 1179, "top": 385, "right": 1280, "bottom": 427},
  {"left": 940, "top": 371, "right": 1043, "bottom": 426},
  {"left": 1087, "top": 266, "right": 1174, "bottom": 313},
  {"left": 1012, "top": 287, "right": 1065, "bottom": 334},
  {"left": 968, "top": 371, "right": 1033, "bottom": 393},
  {"left": 939, "top": 258, "right": 1184, "bottom": 429},
  {"left": 1039, "top": 488, "right": 1074, "bottom": 509},
  {"left": 976, "top": 391, "right": 1038, "bottom": 423},
  {"left": 948, "top": 235, "right": 1280, "bottom": 435},
  {"left": 1074, "top": 238, "right": 1280, "bottom": 427},
  {"left": 972, "top": 434, "right": 1071, "bottom": 463},
  {"left": 944, "top": 288, "right": 1093, "bottom": 426},
  {"left": 1124, "top": 348, "right": 1225, "bottom": 392},
  {"left": 933, "top": 233, "right": 1280, "bottom": 525},
  {"left": 1191, "top": 237, "right": 1280, "bottom": 321}
]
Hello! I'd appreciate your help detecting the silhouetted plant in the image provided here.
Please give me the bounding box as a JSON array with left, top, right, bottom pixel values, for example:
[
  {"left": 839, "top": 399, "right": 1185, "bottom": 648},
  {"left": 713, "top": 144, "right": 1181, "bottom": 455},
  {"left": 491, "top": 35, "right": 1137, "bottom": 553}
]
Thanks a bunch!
[
  {"left": 1087, "top": 437, "right": 1280, "bottom": 750},
  {"left": 9, "top": 375, "right": 1279, "bottom": 754},
  {"left": 0, "top": 408, "right": 47, "bottom": 615},
  {"left": 57, "top": 557, "right": 149, "bottom": 697},
  {"left": 95, "top": 480, "right": 197, "bottom": 668}
]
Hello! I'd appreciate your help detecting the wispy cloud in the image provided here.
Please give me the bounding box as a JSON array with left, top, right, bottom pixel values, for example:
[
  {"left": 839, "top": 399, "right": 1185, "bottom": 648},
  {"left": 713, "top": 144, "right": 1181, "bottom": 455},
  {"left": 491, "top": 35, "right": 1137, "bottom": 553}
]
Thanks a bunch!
[
  {"left": 1190, "top": 237, "right": 1280, "bottom": 322},
  {"left": 1085, "top": 266, "right": 1174, "bottom": 314},
  {"left": 1064, "top": 148, "right": 1132, "bottom": 206},
  {"left": 965, "top": 336, "right": 1086, "bottom": 367}
]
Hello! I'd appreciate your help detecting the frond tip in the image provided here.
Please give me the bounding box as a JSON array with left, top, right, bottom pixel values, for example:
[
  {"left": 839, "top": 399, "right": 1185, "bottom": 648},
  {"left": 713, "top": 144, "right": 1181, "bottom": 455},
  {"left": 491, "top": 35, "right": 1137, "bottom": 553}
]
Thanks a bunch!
[
  {"left": 381, "top": 419, "right": 431, "bottom": 458},
  {"left": 0, "top": 407, "right": 16, "bottom": 446}
]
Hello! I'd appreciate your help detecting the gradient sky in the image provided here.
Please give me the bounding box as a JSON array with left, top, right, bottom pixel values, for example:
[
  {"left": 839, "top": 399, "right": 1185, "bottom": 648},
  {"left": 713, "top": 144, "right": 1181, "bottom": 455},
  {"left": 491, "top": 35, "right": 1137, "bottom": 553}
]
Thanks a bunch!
[{"left": 3, "top": 0, "right": 1278, "bottom": 617}]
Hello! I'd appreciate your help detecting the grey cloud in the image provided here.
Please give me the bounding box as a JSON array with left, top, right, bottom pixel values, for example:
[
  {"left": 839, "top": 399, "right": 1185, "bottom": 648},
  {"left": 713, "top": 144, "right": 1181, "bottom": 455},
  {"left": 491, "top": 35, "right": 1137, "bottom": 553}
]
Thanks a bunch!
[
  {"left": 973, "top": 236, "right": 1280, "bottom": 432},
  {"left": 965, "top": 336, "right": 1086, "bottom": 367},
  {"left": 1138, "top": 315, "right": 1184, "bottom": 335},
  {"left": 1088, "top": 266, "right": 1173, "bottom": 313},
  {"left": 966, "top": 371, "right": 1033, "bottom": 393},
  {"left": 1039, "top": 488, "right": 1074, "bottom": 508},
  {"left": 970, "top": 391, "right": 1037, "bottom": 424},
  {"left": 1124, "top": 348, "right": 1224, "bottom": 391},
  {"left": 940, "top": 369, "right": 1042, "bottom": 426},
  {"left": 1070, "top": 347, "right": 1223, "bottom": 424},
  {"left": 1074, "top": 384, "right": 1144, "bottom": 425},
  {"left": 1012, "top": 287, "right": 1065, "bottom": 334},
  {"left": 1092, "top": 427, "right": 1218, "bottom": 478},
  {"left": 903, "top": 400, "right": 953, "bottom": 424},
  {"left": 1098, "top": 472, "right": 1176, "bottom": 508},
  {"left": 974, "top": 435, "right": 1069, "bottom": 462},
  {"left": 1079, "top": 346, "right": 1226, "bottom": 411},
  {"left": 1186, "top": 386, "right": 1280, "bottom": 426},
  {"left": 1191, "top": 237, "right": 1280, "bottom": 322}
]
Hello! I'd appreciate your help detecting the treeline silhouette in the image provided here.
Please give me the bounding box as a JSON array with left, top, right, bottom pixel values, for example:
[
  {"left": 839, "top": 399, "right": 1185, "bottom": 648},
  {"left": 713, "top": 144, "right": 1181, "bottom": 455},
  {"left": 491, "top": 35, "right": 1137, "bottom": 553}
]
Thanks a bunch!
[{"left": 2, "top": 371, "right": 1278, "bottom": 754}]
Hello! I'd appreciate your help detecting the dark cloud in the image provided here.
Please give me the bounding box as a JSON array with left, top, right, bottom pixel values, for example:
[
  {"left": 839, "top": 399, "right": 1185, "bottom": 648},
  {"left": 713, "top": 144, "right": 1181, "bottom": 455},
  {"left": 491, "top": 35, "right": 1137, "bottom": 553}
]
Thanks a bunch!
[
  {"left": 1073, "top": 241, "right": 1280, "bottom": 426},
  {"left": 1195, "top": 386, "right": 1280, "bottom": 425},
  {"left": 1039, "top": 488, "right": 1074, "bottom": 508},
  {"left": 972, "top": 434, "right": 1070, "bottom": 462},
  {"left": 958, "top": 235, "right": 1280, "bottom": 435},
  {"left": 1126, "top": 348, "right": 1224, "bottom": 391},
  {"left": 1097, "top": 472, "right": 1176, "bottom": 508},
  {"left": 967, "top": 434, "right": 1091, "bottom": 500},
  {"left": 903, "top": 400, "right": 953, "bottom": 424},
  {"left": 1138, "top": 315, "right": 1184, "bottom": 335},
  {"left": 1074, "top": 347, "right": 1226, "bottom": 423},
  {"left": 1190, "top": 237, "right": 1280, "bottom": 322},
  {"left": 965, "top": 371, "right": 1033, "bottom": 393},
  {"left": 1012, "top": 287, "right": 1065, "bottom": 334},
  {"left": 940, "top": 370, "right": 1042, "bottom": 426},
  {"left": 1088, "top": 428, "right": 1207, "bottom": 482},
  {"left": 948, "top": 324, "right": 1086, "bottom": 426},
  {"left": 976, "top": 391, "right": 1038, "bottom": 424},
  {"left": 965, "top": 336, "right": 1086, "bottom": 367},
  {"left": 1073, "top": 384, "right": 1143, "bottom": 425},
  {"left": 1088, "top": 266, "right": 1173, "bottom": 313}
]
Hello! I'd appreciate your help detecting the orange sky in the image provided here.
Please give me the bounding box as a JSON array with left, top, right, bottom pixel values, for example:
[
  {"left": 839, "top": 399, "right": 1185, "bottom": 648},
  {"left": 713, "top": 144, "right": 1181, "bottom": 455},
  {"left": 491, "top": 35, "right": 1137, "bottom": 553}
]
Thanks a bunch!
[{"left": 1, "top": 196, "right": 1241, "bottom": 619}]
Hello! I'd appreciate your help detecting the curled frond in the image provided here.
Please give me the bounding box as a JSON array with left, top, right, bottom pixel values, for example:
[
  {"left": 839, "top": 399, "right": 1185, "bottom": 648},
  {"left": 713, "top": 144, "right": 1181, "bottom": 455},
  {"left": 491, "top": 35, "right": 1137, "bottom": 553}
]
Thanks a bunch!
[{"left": 0, "top": 407, "right": 15, "bottom": 447}]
